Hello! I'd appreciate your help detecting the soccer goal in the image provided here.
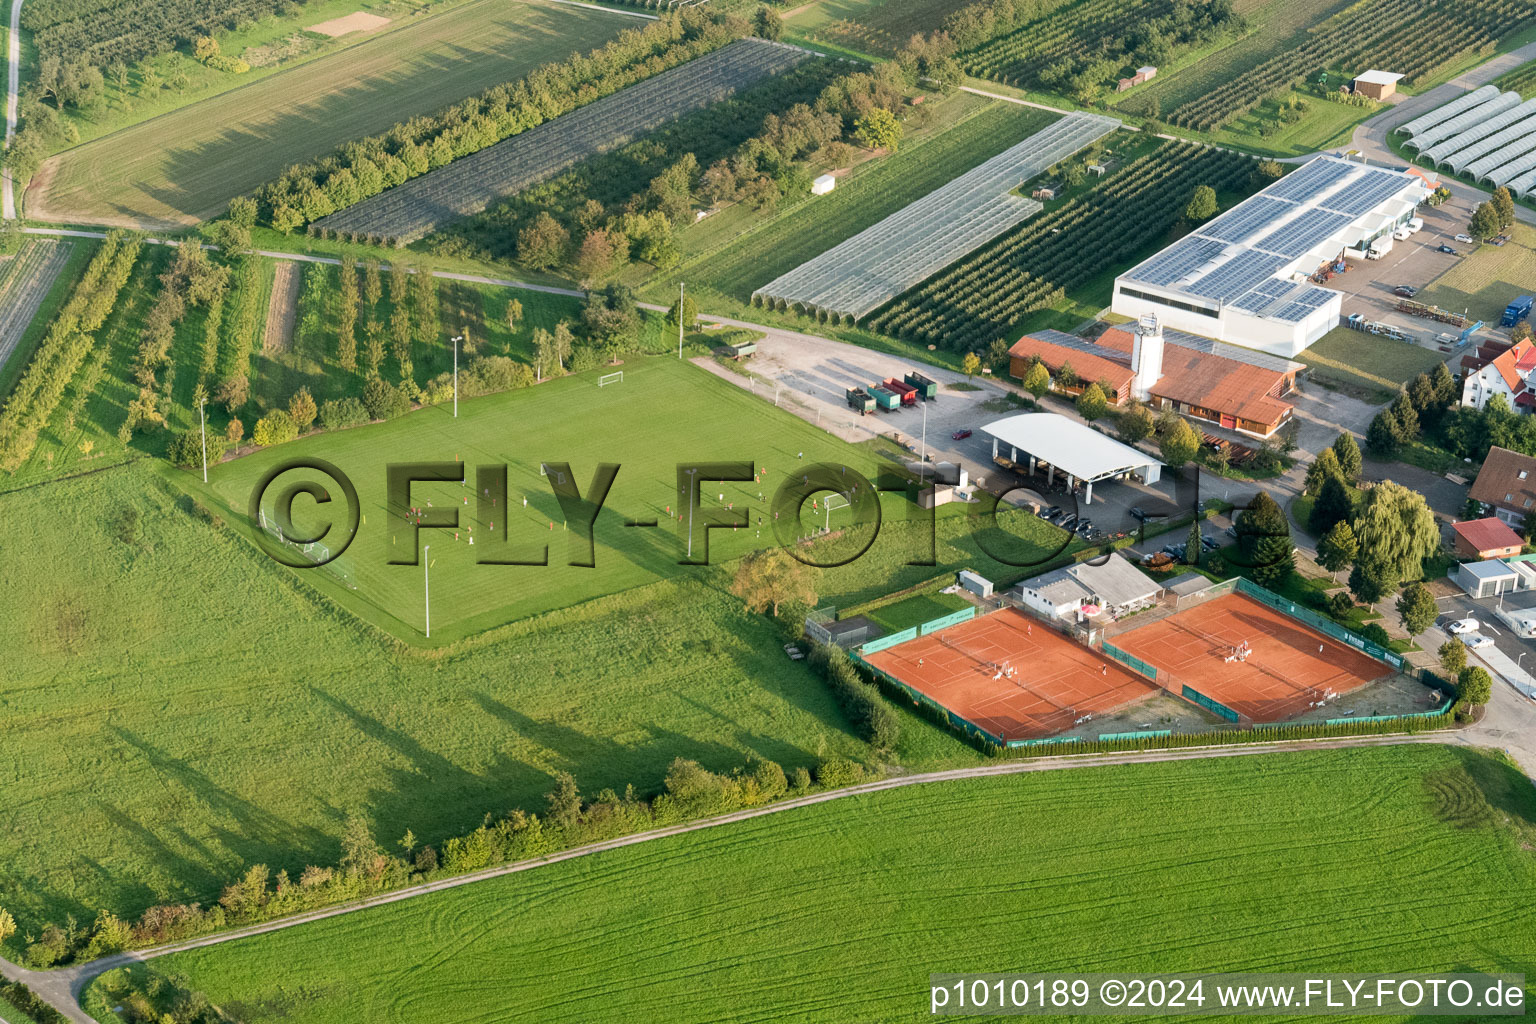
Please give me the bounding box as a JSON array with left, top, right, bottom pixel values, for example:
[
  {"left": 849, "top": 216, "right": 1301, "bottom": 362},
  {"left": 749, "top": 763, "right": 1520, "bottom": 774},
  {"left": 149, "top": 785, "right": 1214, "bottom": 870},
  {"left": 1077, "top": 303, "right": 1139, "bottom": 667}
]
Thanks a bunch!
[{"left": 598, "top": 371, "right": 624, "bottom": 387}]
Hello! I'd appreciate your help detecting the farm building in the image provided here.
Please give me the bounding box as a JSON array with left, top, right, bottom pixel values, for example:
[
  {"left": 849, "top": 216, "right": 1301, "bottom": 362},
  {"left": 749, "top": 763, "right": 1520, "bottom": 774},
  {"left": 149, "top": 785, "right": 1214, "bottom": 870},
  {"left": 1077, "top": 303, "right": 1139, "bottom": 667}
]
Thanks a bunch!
[
  {"left": 1117, "top": 66, "right": 1157, "bottom": 91},
  {"left": 1453, "top": 517, "right": 1525, "bottom": 560},
  {"left": 1008, "top": 317, "right": 1302, "bottom": 438},
  {"left": 1397, "top": 86, "right": 1536, "bottom": 194},
  {"left": 1010, "top": 554, "right": 1161, "bottom": 621},
  {"left": 1350, "top": 70, "right": 1403, "bottom": 100},
  {"left": 1112, "top": 156, "right": 1428, "bottom": 357},
  {"left": 1470, "top": 446, "right": 1536, "bottom": 527},
  {"left": 1460, "top": 338, "right": 1536, "bottom": 412},
  {"left": 981, "top": 412, "right": 1163, "bottom": 504}
]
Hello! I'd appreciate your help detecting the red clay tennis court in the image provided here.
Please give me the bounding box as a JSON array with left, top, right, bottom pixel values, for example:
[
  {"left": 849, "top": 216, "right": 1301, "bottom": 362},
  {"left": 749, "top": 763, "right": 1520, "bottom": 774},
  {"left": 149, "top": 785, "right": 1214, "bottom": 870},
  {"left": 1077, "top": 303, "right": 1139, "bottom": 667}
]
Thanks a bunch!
[
  {"left": 863, "top": 609, "right": 1158, "bottom": 741},
  {"left": 1110, "top": 592, "right": 1392, "bottom": 722}
]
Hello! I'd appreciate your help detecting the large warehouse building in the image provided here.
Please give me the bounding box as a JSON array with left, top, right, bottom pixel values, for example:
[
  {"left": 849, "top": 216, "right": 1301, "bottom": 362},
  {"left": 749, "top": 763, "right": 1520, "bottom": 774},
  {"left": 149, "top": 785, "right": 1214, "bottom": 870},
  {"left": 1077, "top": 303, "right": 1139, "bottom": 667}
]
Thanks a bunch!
[{"left": 1111, "top": 156, "right": 1427, "bottom": 358}]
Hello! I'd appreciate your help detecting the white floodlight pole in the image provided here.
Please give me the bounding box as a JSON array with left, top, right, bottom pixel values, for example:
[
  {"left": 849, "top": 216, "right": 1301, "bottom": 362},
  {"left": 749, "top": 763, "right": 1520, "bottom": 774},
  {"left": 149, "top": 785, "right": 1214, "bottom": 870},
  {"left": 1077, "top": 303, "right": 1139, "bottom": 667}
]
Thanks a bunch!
[
  {"left": 423, "top": 545, "right": 431, "bottom": 638},
  {"left": 678, "top": 282, "right": 684, "bottom": 359},
  {"left": 198, "top": 397, "right": 209, "bottom": 484},
  {"left": 452, "top": 335, "right": 463, "bottom": 418}
]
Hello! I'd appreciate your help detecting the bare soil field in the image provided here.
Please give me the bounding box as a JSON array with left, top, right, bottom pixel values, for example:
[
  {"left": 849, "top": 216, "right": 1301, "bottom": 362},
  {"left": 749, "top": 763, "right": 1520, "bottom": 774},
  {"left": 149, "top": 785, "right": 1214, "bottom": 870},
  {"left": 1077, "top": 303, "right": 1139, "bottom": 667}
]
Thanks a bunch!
[
  {"left": 263, "top": 261, "right": 300, "bottom": 353},
  {"left": 308, "top": 11, "right": 392, "bottom": 37}
]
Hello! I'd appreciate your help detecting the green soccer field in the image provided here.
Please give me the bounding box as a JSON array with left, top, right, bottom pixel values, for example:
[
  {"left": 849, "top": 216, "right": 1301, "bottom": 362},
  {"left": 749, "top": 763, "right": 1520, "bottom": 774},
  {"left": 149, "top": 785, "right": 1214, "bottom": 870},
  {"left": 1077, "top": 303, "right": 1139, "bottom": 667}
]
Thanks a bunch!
[
  {"left": 201, "top": 356, "right": 1072, "bottom": 644},
  {"left": 82, "top": 745, "right": 1536, "bottom": 1023}
]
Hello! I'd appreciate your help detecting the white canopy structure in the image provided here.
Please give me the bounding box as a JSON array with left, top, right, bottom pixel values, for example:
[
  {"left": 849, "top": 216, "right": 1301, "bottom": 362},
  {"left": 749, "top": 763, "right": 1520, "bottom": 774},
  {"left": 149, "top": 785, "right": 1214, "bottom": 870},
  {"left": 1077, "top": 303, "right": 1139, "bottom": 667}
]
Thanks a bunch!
[
  {"left": 982, "top": 413, "right": 1163, "bottom": 504},
  {"left": 1405, "top": 91, "right": 1520, "bottom": 152},
  {"left": 1396, "top": 85, "right": 1499, "bottom": 137},
  {"left": 1421, "top": 99, "right": 1536, "bottom": 167}
]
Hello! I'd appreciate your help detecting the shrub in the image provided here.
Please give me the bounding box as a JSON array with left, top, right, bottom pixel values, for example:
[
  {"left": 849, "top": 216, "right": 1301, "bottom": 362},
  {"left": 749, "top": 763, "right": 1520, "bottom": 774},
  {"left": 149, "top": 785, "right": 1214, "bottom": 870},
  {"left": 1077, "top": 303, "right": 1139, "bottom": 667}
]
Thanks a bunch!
[
  {"left": 814, "top": 757, "right": 864, "bottom": 787},
  {"left": 1359, "top": 622, "right": 1391, "bottom": 647},
  {"left": 319, "top": 397, "right": 370, "bottom": 431},
  {"left": 252, "top": 409, "right": 297, "bottom": 447},
  {"left": 166, "top": 429, "right": 227, "bottom": 469}
]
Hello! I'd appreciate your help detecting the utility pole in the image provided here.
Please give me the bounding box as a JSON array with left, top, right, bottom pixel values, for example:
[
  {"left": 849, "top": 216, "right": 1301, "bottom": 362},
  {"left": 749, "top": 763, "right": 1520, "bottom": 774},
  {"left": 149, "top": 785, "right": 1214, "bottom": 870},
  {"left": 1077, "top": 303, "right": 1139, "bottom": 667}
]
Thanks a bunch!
[
  {"left": 677, "top": 282, "right": 684, "bottom": 359},
  {"left": 198, "top": 397, "right": 209, "bottom": 484},
  {"left": 920, "top": 398, "right": 928, "bottom": 476},
  {"left": 452, "top": 334, "right": 463, "bottom": 418},
  {"left": 423, "top": 545, "right": 431, "bottom": 638}
]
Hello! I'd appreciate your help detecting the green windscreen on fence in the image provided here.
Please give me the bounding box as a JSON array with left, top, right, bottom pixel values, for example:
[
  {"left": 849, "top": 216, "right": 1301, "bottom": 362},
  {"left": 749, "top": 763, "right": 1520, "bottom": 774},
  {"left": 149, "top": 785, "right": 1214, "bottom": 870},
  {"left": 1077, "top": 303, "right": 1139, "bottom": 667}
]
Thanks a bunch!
[
  {"left": 860, "top": 626, "right": 917, "bottom": 655},
  {"left": 1102, "top": 640, "right": 1158, "bottom": 681},
  {"left": 920, "top": 607, "right": 977, "bottom": 635},
  {"left": 1007, "top": 736, "right": 1080, "bottom": 748},
  {"left": 1098, "top": 730, "right": 1171, "bottom": 742},
  {"left": 1234, "top": 578, "right": 1404, "bottom": 670},
  {"left": 1182, "top": 684, "right": 1240, "bottom": 723},
  {"left": 1327, "top": 700, "right": 1452, "bottom": 726}
]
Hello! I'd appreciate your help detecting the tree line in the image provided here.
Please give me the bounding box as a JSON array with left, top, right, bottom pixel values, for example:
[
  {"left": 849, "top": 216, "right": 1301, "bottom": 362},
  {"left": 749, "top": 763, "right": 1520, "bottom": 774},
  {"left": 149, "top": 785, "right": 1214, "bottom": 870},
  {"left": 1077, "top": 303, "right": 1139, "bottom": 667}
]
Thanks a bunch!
[
  {"left": 0, "top": 231, "right": 141, "bottom": 472},
  {"left": 0, "top": 751, "right": 871, "bottom": 968},
  {"left": 436, "top": 58, "right": 914, "bottom": 280},
  {"left": 254, "top": 10, "right": 744, "bottom": 233}
]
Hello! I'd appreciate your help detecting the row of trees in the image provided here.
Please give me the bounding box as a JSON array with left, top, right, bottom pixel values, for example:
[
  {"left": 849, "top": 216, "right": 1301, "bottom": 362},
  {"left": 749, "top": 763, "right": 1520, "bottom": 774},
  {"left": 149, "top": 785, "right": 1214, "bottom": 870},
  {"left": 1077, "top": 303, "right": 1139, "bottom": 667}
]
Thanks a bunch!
[
  {"left": 1, "top": 751, "right": 867, "bottom": 968},
  {"left": 446, "top": 59, "right": 913, "bottom": 278},
  {"left": 122, "top": 243, "right": 230, "bottom": 440},
  {"left": 960, "top": 0, "right": 1243, "bottom": 103},
  {"left": 0, "top": 231, "right": 141, "bottom": 471},
  {"left": 256, "top": 10, "right": 744, "bottom": 231},
  {"left": 23, "top": 0, "right": 308, "bottom": 68}
]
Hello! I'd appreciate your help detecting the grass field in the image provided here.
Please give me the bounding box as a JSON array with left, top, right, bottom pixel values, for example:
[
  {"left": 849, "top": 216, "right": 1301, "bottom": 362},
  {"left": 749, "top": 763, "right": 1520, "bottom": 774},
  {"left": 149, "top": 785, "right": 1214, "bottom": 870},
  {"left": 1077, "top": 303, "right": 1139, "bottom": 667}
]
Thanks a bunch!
[
  {"left": 200, "top": 355, "right": 1072, "bottom": 643},
  {"left": 640, "top": 96, "right": 1054, "bottom": 306},
  {"left": 1299, "top": 326, "right": 1451, "bottom": 404},
  {"left": 1417, "top": 223, "right": 1536, "bottom": 327},
  {"left": 24, "top": 0, "right": 635, "bottom": 227},
  {"left": 82, "top": 745, "right": 1536, "bottom": 1022},
  {"left": 0, "top": 447, "right": 1004, "bottom": 937}
]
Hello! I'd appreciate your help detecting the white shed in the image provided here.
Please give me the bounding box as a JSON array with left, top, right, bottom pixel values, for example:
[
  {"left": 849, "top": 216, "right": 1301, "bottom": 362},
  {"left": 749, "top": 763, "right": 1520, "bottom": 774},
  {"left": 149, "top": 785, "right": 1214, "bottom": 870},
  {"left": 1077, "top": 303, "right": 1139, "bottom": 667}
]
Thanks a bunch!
[
  {"left": 957, "top": 569, "right": 993, "bottom": 598},
  {"left": 811, "top": 174, "right": 836, "bottom": 195}
]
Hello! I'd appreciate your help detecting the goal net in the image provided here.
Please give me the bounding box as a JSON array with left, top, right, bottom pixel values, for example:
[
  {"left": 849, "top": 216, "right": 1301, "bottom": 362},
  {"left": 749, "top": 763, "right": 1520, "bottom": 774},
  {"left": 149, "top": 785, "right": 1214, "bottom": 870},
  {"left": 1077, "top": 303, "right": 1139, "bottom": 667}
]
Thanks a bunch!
[
  {"left": 598, "top": 371, "right": 624, "bottom": 387},
  {"left": 258, "top": 507, "right": 358, "bottom": 589}
]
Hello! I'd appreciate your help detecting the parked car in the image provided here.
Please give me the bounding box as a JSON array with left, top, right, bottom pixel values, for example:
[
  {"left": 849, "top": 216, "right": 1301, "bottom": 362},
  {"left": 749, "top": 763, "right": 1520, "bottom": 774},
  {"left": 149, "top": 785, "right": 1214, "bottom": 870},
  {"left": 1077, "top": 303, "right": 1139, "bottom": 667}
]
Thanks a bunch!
[
  {"left": 1041, "top": 506, "right": 1064, "bottom": 522},
  {"left": 951, "top": 429, "right": 972, "bottom": 440},
  {"left": 1129, "top": 506, "right": 1148, "bottom": 522},
  {"left": 1446, "top": 617, "right": 1480, "bottom": 635},
  {"left": 1201, "top": 535, "right": 1219, "bottom": 551},
  {"left": 1455, "top": 233, "right": 1474, "bottom": 244},
  {"left": 1225, "top": 524, "right": 1239, "bottom": 538},
  {"left": 1462, "top": 633, "right": 1494, "bottom": 650},
  {"left": 1073, "top": 518, "right": 1095, "bottom": 536},
  {"left": 1059, "top": 514, "right": 1079, "bottom": 531},
  {"left": 1392, "top": 285, "right": 1417, "bottom": 298},
  {"left": 1437, "top": 244, "right": 1459, "bottom": 255}
]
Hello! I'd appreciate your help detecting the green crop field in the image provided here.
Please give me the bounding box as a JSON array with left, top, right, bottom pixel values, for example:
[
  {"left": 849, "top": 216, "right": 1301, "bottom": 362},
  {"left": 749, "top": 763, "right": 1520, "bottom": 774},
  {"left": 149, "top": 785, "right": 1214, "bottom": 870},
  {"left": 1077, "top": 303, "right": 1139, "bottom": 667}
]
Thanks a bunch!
[
  {"left": 0, "top": 355, "right": 1084, "bottom": 934},
  {"left": 644, "top": 97, "right": 1054, "bottom": 306},
  {"left": 83, "top": 745, "right": 1536, "bottom": 1023},
  {"left": 784, "top": 0, "right": 977, "bottom": 56},
  {"left": 24, "top": 0, "right": 635, "bottom": 227}
]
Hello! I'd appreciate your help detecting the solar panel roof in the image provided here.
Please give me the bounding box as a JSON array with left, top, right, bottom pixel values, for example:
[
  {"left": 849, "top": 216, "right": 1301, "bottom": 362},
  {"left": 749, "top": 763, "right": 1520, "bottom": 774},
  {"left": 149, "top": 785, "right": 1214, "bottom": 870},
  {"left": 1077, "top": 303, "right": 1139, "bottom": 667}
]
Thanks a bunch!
[
  {"left": 1184, "top": 250, "right": 1287, "bottom": 302},
  {"left": 1123, "top": 236, "right": 1226, "bottom": 287},
  {"left": 1197, "top": 196, "right": 1296, "bottom": 244},
  {"left": 1253, "top": 207, "right": 1353, "bottom": 258},
  {"left": 1271, "top": 287, "right": 1336, "bottom": 322},
  {"left": 1228, "top": 277, "right": 1296, "bottom": 313},
  {"left": 1317, "top": 169, "right": 1412, "bottom": 216},
  {"left": 1263, "top": 159, "right": 1354, "bottom": 201}
]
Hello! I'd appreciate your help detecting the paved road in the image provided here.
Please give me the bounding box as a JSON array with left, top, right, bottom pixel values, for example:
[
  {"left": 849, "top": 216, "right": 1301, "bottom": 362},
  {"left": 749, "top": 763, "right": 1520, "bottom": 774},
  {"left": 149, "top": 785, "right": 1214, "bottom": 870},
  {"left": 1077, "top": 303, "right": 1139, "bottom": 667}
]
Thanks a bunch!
[
  {"left": 2, "top": 0, "right": 20, "bottom": 221},
  {"left": 2, "top": 719, "right": 1531, "bottom": 1023}
]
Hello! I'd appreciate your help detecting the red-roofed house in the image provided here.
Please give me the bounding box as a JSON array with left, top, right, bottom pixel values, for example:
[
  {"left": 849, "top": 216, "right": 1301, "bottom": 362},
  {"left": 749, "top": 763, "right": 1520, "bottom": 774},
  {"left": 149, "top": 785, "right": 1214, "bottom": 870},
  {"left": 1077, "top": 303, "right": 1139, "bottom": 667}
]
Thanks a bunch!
[
  {"left": 1452, "top": 517, "right": 1525, "bottom": 559},
  {"left": 1461, "top": 338, "right": 1536, "bottom": 412},
  {"left": 1008, "top": 318, "right": 1301, "bottom": 438}
]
